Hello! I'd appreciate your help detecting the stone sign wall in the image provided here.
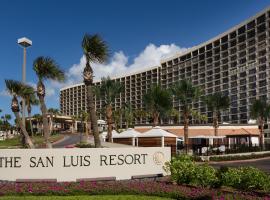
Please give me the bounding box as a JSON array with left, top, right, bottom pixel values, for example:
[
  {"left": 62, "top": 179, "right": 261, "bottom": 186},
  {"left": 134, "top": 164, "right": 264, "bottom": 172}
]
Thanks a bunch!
[{"left": 0, "top": 147, "right": 171, "bottom": 181}]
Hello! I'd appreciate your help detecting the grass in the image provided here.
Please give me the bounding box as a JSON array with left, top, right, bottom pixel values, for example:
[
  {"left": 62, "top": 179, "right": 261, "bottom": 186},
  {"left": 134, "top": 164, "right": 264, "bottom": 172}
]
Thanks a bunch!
[
  {"left": 0, "top": 134, "right": 64, "bottom": 148},
  {"left": 0, "top": 195, "right": 173, "bottom": 200}
]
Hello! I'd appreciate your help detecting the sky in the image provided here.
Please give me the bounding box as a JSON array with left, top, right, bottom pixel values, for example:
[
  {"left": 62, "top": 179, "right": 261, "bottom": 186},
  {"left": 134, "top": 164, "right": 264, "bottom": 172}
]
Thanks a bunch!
[{"left": 0, "top": 0, "right": 270, "bottom": 121}]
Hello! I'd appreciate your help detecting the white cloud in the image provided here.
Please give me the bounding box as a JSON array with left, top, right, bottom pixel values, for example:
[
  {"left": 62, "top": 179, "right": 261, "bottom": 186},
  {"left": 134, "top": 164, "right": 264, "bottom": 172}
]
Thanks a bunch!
[
  {"left": 46, "top": 43, "right": 188, "bottom": 105},
  {"left": 64, "top": 43, "right": 187, "bottom": 86},
  {"left": 0, "top": 89, "right": 11, "bottom": 97}
]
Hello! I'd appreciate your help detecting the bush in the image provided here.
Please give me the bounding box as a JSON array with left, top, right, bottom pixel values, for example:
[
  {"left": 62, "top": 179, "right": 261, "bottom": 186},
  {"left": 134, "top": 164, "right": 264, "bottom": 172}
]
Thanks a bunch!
[
  {"left": 209, "top": 153, "right": 270, "bottom": 161},
  {"left": 222, "top": 167, "right": 270, "bottom": 191},
  {"left": 75, "top": 143, "right": 95, "bottom": 148},
  {"left": 164, "top": 155, "right": 196, "bottom": 185},
  {"left": 193, "top": 164, "right": 218, "bottom": 188}
]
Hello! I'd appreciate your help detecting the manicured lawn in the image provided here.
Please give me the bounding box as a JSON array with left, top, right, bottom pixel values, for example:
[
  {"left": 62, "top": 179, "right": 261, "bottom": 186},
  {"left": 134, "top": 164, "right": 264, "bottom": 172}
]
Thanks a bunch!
[
  {"left": 0, "top": 134, "right": 64, "bottom": 148},
  {"left": 0, "top": 195, "right": 173, "bottom": 200}
]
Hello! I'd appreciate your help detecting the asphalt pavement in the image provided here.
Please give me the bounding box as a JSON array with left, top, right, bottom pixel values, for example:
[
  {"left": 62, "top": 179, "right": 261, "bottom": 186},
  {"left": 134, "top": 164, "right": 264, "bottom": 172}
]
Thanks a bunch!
[
  {"left": 53, "top": 134, "right": 81, "bottom": 148},
  {"left": 210, "top": 157, "right": 270, "bottom": 173}
]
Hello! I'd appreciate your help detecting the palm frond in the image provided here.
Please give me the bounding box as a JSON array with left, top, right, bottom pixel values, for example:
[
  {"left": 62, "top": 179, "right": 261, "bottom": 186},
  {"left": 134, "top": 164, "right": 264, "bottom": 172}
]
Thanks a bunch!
[
  {"left": 33, "top": 56, "right": 65, "bottom": 81},
  {"left": 82, "top": 34, "right": 109, "bottom": 63}
]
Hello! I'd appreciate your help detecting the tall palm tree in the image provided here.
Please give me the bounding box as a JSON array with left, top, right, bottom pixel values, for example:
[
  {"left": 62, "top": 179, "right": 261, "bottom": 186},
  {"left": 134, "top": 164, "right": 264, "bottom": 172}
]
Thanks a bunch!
[
  {"left": 171, "top": 79, "right": 201, "bottom": 152},
  {"left": 250, "top": 99, "right": 270, "bottom": 147},
  {"left": 33, "top": 56, "right": 65, "bottom": 148},
  {"left": 96, "top": 77, "right": 123, "bottom": 142},
  {"left": 5, "top": 79, "right": 35, "bottom": 148},
  {"left": 205, "top": 92, "right": 230, "bottom": 136},
  {"left": 82, "top": 34, "right": 109, "bottom": 147},
  {"left": 143, "top": 84, "right": 172, "bottom": 127}
]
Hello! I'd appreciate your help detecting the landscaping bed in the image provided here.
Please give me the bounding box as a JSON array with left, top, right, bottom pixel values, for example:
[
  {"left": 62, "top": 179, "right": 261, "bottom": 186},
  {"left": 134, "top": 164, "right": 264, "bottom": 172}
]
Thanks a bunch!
[
  {"left": 0, "top": 195, "right": 172, "bottom": 200},
  {"left": 208, "top": 152, "right": 270, "bottom": 162},
  {"left": 0, "top": 180, "right": 268, "bottom": 200},
  {"left": 0, "top": 134, "right": 65, "bottom": 149}
]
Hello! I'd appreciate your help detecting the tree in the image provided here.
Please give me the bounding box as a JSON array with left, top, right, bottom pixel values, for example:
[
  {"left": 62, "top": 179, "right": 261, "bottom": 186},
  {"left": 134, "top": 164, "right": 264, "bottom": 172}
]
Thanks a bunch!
[
  {"left": 143, "top": 84, "right": 172, "bottom": 127},
  {"left": 171, "top": 79, "right": 201, "bottom": 153},
  {"left": 5, "top": 79, "right": 35, "bottom": 148},
  {"left": 250, "top": 99, "right": 270, "bottom": 147},
  {"left": 48, "top": 108, "right": 60, "bottom": 134},
  {"left": 82, "top": 34, "right": 109, "bottom": 147},
  {"left": 113, "top": 108, "right": 123, "bottom": 131},
  {"left": 124, "top": 103, "right": 135, "bottom": 128},
  {"left": 96, "top": 77, "right": 123, "bottom": 142},
  {"left": 33, "top": 56, "right": 65, "bottom": 148},
  {"left": 205, "top": 93, "right": 230, "bottom": 136},
  {"left": 22, "top": 87, "right": 39, "bottom": 136}
]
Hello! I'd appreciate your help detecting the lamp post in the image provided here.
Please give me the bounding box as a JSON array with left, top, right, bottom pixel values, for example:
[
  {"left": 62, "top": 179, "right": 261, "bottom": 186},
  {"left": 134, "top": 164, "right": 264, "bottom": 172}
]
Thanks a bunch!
[{"left": 17, "top": 37, "right": 32, "bottom": 127}]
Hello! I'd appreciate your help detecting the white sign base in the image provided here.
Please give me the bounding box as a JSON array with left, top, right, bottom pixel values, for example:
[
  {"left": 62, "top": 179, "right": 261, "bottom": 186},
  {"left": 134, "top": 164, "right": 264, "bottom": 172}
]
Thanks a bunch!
[{"left": 0, "top": 147, "right": 171, "bottom": 182}]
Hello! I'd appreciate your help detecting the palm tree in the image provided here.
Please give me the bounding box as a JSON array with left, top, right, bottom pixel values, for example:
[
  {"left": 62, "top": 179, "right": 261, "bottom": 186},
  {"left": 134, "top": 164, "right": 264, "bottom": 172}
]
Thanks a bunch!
[
  {"left": 124, "top": 103, "right": 135, "bottom": 128},
  {"left": 143, "top": 84, "right": 172, "bottom": 127},
  {"left": 48, "top": 108, "right": 60, "bottom": 134},
  {"left": 205, "top": 93, "right": 230, "bottom": 136},
  {"left": 96, "top": 77, "right": 123, "bottom": 142},
  {"left": 33, "top": 56, "right": 65, "bottom": 148},
  {"left": 82, "top": 34, "right": 109, "bottom": 147},
  {"left": 5, "top": 79, "right": 35, "bottom": 148},
  {"left": 171, "top": 79, "right": 201, "bottom": 152},
  {"left": 113, "top": 108, "right": 123, "bottom": 131},
  {"left": 22, "top": 87, "right": 39, "bottom": 136},
  {"left": 250, "top": 99, "right": 270, "bottom": 147}
]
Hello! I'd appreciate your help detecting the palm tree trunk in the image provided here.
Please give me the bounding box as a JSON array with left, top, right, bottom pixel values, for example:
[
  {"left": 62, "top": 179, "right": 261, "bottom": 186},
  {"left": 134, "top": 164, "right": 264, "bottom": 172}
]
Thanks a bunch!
[
  {"left": 14, "top": 112, "right": 35, "bottom": 148},
  {"left": 213, "top": 111, "right": 219, "bottom": 136},
  {"left": 106, "top": 104, "right": 113, "bottom": 143},
  {"left": 184, "top": 112, "right": 189, "bottom": 154},
  {"left": 86, "top": 84, "right": 101, "bottom": 147},
  {"left": 153, "top": 112, "right": 159, "bottom": 127},
  {"left": 39, "top": 96, "right": 51, "bottom": 148},
  {"left": 259, "top": 119, "right": 264, "bottom": 148},
  {"left": 28, "top": 111, "right": 34, "bottom": 136},
  {"left": 82, "top": 119, "right": 89, "bottom": 143}
]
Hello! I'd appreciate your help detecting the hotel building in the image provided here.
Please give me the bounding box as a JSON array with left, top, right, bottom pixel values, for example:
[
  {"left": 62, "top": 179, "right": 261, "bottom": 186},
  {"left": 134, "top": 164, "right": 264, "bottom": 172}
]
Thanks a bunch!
[{"left": 60, "top": 7, "right": 270, "bottom": 127}]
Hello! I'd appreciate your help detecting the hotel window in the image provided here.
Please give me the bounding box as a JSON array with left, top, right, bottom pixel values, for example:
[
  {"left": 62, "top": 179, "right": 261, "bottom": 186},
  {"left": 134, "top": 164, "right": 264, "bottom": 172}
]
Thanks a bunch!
[
  {"left": 259, "top": 72, "right": 266, "bottom": 79},
  {"left": 230, "top": 31, "right": 237, "bottom": 39},
  {"left": 249, "top": 83, "right": 256, "bottom": 89},
  {"left": 247, "top": 20, "right": 255, "bottom": 30},
  {"left": 248, "top": 90, "right": 256, "bottom": 96},
  {"left": 240, "top": 93, "right": 246, "bottom": 99},
  {"left": 240, "top": 72, "right": 246, "bottom": 78},
  {"left": 259, "top": 65, "right": 266, "bottom": 71}
]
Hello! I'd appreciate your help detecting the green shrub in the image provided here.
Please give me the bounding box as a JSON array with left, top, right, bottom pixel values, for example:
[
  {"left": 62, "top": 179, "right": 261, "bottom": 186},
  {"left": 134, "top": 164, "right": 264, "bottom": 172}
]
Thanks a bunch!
[
  {"left": 193, "top": 164, "right": 218, "bottom": 188},
  {"left": 222, "top": 167, "right": 270, "bottom": 191},
  {"left": 241, "top": 167, "right": 270, "bottom": 191},
  {"left": 209, "top": 153, "right": 270, "bottom": 161},
  {"left": 221, "top": 168, "right": 242, "bottom": 188},
  {"left": 75, "top": 143, "right": 95, "bottom": 148},
  {"left": 164, "top": 155, "right": 196, "bottom": 185}
]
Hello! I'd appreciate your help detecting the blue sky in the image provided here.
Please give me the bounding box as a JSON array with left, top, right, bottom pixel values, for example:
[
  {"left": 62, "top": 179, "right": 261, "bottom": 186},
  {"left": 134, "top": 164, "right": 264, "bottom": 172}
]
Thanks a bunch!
[{"left": 0, "top": 0, "right": 270, "bottom": 121}]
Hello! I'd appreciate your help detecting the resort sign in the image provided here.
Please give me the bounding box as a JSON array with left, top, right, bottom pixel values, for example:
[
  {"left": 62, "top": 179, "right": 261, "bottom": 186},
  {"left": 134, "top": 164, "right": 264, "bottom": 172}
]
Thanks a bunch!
[{"left": 0, "top": 147, "right": 170, "bottom": 181}]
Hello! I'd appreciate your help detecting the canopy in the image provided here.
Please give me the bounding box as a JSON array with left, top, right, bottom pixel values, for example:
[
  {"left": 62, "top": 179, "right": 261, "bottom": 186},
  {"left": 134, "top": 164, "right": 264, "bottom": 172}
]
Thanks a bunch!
[
  {"left": 113, "top": 128, "right": 141, "bottom": 138},
  {"left": 138, "top": 126, "right": 177, "bottom": 138}
]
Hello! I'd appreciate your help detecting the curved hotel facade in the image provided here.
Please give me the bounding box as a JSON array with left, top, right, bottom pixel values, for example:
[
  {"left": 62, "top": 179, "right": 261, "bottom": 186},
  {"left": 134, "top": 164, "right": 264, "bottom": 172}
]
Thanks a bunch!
[{"left": 60, "top": 7, "right": 270, "bottom": 125}]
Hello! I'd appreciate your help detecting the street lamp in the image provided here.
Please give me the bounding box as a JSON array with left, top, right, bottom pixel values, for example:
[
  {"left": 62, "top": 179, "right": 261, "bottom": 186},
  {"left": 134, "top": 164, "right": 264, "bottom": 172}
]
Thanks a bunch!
[{"left": 17, "top": 37, "right": 32, "bottom": 126}]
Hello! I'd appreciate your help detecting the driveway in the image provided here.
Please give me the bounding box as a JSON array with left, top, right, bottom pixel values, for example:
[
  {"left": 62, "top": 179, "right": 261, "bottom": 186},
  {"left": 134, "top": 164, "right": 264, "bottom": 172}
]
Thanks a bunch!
[
  {"left": 210, "top": 157, "right": 270, "bottom": 173},
  {"left": 53, "top": 134, "right": 81, "bottom": 148}
]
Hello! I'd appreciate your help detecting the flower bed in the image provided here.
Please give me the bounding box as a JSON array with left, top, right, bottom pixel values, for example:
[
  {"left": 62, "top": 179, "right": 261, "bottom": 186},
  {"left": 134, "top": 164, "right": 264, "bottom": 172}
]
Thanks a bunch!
[{"left": 0, "top": 180, "right": 269, "bottom": 200}]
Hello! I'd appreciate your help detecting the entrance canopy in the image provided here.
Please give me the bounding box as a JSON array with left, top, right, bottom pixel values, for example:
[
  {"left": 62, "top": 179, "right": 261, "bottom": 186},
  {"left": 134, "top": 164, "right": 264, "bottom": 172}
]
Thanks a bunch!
[
  {"left": 139, "top": 126, "right": 177, "bottom": 138},
  {"left": 113, "top": 128, "right": 141, "bottom": 138}
]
